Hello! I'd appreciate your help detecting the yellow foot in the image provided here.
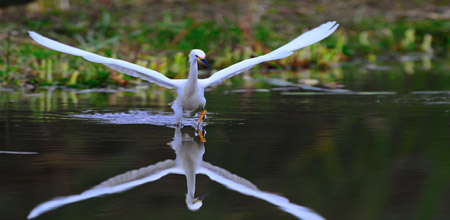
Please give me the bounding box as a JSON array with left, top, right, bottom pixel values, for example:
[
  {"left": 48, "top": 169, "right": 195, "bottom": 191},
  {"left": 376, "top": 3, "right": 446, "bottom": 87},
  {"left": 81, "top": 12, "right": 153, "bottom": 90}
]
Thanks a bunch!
[
  {"left": 198, "top": 129, "right": 206, "bottom": 143},
  {"left": 198, "top": 110, "right": 207, "bottom": 125}
]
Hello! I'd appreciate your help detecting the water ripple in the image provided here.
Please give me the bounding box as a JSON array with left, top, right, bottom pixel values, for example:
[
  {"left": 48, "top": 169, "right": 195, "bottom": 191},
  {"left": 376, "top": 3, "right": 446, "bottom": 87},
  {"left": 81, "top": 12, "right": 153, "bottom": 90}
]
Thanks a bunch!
[{"left": 72, "top": 110, "right": 208, "bottom": 128}]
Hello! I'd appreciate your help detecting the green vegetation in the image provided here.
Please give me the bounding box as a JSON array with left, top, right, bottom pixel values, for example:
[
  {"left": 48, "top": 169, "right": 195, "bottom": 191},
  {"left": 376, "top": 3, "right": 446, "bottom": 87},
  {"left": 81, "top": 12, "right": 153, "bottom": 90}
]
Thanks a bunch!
[{"left": 0, "top": 1, "right": 448, "bottom": 89}]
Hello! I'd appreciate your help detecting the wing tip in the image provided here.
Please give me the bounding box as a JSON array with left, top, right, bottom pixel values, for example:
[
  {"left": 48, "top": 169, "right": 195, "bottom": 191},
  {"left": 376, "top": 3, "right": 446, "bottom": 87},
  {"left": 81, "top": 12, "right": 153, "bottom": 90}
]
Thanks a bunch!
[
  {"left": 28, "top": 31, "right": 45, "bottom": 43},
  {"left": 329, "top": 21, "right": 339, "bottom": 31},
  {"left": 324, "top": 20, "right": 338, "bottom": 29},
  {"left": 28, "top": 31, "right": 38, "bottom": 39},
  {"left": 321, "top": 21, "right": 339, "bottom": 33},
  {"left": 27, "top": 211, "right": 37, "bottom": 219}
]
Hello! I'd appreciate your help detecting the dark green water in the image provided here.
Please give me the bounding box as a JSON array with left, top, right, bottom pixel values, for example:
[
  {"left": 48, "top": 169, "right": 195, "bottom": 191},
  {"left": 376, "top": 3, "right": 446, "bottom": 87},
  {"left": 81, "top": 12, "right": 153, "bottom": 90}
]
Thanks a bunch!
[{"left": 1, "top": 74, "right": 450, "bottom": 219}]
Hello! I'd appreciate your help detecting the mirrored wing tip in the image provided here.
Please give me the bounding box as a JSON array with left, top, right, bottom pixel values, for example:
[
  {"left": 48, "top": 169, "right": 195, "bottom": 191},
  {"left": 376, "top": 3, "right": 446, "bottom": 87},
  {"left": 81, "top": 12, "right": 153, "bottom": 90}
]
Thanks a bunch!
[{"left": 27, "top": 212, "right": 37, "bottom": 219}]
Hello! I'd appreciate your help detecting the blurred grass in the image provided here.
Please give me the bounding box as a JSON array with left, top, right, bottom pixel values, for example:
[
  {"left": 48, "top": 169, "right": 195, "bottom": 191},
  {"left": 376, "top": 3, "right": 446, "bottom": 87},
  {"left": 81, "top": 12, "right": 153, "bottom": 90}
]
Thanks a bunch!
[{"left": 0, "top": 0, "right": 448, "bottom": 89}]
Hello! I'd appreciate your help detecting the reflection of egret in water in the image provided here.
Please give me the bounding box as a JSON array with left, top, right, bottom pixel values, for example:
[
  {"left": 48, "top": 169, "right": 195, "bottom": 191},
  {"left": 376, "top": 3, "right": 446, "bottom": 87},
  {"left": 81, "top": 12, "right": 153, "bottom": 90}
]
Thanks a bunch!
[{"left": 28, "top": 128, "right": 323, "bottom": 220}]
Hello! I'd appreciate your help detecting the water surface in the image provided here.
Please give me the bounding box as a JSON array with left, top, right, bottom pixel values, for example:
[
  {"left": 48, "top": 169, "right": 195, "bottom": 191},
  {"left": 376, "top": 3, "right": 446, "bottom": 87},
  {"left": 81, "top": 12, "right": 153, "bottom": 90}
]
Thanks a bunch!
[{"left": 1, "top": 68, "right": 450, "bottom": 219}]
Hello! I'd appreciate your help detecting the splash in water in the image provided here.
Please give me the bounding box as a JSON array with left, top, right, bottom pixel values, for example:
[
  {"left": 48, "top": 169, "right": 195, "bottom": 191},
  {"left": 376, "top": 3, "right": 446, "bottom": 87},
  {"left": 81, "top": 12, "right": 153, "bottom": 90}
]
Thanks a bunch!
[{"left": 72, "top": 110, "right": 209, "bottom": 128}]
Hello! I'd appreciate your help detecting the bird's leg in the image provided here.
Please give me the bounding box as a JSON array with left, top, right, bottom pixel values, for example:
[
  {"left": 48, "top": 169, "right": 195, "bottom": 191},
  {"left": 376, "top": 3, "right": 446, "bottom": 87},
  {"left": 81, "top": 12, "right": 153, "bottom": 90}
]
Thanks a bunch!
[
  {"left": 198, "top": 129, "right": 206, "bottom": 143},
  {"left": 171, "top": 101, "right": 183, "bottom": 126},
  {"left": 197, "top": 108, "right": 207, "bottom": 125}
]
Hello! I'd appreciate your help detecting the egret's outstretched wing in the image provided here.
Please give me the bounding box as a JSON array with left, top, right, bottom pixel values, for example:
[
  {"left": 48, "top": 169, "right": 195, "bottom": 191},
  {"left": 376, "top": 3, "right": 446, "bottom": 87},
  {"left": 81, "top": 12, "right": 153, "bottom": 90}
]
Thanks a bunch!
[
  {"left": 199, "top": 21, "right": 339, "bottom": 88},
  {"left": 28, "top": 31, "right": 184, "bottom": 89},
  {"left": 199, "top": 162, "right": 324, "bottom": 220},
  {"left": 28, "top": 159, "right": 181, "bottom": 219}
]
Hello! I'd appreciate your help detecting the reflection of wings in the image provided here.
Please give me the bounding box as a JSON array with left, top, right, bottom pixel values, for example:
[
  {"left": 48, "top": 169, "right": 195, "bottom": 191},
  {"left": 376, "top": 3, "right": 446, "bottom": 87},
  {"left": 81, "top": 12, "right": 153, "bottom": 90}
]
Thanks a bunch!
[
  {"left": 199, "top": 162, "right": 324, "bottom": 220},
  {"left": 93, "top": 159, "right": 180, "bottom": 188},
  {"left": 27, "top": 160, "right": 182, "bottom": 219}
]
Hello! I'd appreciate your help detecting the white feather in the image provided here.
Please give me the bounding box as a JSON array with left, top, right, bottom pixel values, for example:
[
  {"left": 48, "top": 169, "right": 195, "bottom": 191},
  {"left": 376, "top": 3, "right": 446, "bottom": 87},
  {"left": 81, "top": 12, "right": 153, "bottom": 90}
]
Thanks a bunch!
[
  {"left": 27, "top": 128, "right": 325, "bottom": 220},
  {"left": 27, "top": 161, "right": 181, "bottom": 219},
  {"left": 29, "top": 21, "right": 339, "bottom": 124},
  {"left": 199, "top": 21, "right": 339, "bottom": 88},
  {"left": 28, "top": 31, "right": 182, "bottom": 89},
  {"left": 199, "top": 163, "right": 325, "bottom": 220}
]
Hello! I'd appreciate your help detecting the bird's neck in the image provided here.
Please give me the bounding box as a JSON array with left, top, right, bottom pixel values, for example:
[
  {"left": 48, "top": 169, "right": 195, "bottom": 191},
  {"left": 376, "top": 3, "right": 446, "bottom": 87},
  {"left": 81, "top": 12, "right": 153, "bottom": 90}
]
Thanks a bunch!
[
  {"left": 188, "top": 58, "right": 198, "bottom": 83},
  {"left": 185, "top": 166, "right": 196, "bottom": 198}
]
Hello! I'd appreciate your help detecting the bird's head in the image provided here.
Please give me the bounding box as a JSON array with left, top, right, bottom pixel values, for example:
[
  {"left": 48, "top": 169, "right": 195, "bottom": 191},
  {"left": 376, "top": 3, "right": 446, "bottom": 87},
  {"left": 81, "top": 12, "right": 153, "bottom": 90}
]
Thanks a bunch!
[
  {"left": 190, "top": 49, "right": 212, "bottom": 69},
  {"left": 185, "top": 192, "right": 208, "bottom": 211}
]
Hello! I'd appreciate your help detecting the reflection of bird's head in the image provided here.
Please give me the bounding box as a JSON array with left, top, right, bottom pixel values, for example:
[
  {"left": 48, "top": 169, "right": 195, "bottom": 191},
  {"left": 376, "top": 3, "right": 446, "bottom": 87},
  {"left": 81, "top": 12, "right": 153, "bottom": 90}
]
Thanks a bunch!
[
  {"left": 190, "top": 49, "right": 211, "bottom": 69},
  {"left": 185, "top": 193, "right": 208, "bottom": 211}
]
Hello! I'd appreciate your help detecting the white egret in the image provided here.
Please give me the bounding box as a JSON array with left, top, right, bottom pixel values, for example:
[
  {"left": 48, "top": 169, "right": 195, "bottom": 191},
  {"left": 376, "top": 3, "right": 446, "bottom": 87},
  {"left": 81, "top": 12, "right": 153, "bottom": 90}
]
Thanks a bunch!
[
  {"left": 29, "top": 21, "right": 339, "bottom": 125},
  {"left": 27, "top": 128, "right": 324, "bottom": 220}
]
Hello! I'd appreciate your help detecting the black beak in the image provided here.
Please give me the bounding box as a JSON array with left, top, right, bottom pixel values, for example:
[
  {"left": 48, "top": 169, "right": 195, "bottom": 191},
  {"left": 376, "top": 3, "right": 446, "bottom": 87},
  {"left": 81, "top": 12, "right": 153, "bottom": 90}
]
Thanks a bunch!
[
  {"left": 197, "top": 192, "right": 209, "bottom": 201},
  {"left": 200, "top": 58, "right": 212, "bottom": 70}
]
